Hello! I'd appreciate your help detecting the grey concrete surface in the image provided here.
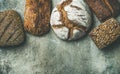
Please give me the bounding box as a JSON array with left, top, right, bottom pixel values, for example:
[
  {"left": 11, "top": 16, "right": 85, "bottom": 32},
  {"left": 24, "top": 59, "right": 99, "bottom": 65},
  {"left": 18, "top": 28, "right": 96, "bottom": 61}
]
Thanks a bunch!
[{"left": 0, "top": 0, "right": 120, "bottom": 74}]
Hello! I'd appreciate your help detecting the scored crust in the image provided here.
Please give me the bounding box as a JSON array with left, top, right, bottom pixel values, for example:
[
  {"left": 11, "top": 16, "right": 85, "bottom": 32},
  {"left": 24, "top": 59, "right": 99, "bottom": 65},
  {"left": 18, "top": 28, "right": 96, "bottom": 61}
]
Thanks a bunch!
[
  {"left": 0, "top": 10, "right": 25, "bottom": 47},
  {"left": 50, "top": 0, "right": 92, "bottom": 40},
  {"left": 85, "top": 0, "right": 120, "bottom": 21}
]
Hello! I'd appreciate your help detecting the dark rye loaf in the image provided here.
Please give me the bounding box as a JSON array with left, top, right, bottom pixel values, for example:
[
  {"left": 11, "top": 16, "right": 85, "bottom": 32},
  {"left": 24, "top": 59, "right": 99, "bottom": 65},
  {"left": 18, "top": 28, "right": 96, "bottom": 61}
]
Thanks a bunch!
[
  {"left": 0, "top": 10, "right": 25, "bottom": 47},
  {"left": 85, "top": 0, "right": 120, "bottom": 21}
]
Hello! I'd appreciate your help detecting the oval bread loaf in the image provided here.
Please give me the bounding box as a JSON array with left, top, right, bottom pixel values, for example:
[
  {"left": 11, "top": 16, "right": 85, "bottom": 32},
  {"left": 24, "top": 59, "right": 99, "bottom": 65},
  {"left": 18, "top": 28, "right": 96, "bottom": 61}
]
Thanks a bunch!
[
  {"left": 24, "top": 0, "right": 51, "bottom": 36},
  {"left": 0, "top": 10, "right": 25, "bottom": 47}
]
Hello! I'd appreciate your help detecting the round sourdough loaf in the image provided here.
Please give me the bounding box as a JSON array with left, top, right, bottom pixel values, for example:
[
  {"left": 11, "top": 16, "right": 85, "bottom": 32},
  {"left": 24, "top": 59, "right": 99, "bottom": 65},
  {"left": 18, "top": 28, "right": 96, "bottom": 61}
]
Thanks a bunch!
[{"left": 50, "top": 0, "right": 92, "bottom": 40}]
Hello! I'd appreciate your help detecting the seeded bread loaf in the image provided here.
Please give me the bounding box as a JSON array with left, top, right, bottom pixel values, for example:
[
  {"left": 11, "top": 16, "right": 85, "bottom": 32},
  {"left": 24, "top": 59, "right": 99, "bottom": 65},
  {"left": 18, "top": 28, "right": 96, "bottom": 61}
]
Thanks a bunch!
[{"left": 89, "top": 18, "right": 120, "bottom": 49}]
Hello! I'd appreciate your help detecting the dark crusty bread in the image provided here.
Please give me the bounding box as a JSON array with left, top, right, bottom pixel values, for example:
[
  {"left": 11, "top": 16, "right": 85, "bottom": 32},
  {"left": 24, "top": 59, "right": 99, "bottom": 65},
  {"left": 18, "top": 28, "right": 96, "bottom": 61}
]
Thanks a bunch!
[
  {"left": 85, "top": 0, "right": 120, "bottom": 21},
  {"left": 24, "top": 0, "right": 51, "bottom": 36},
  {"left": 0, "top": 10, "right": 25, "bottom": 47},
  {"left": 89, "top": 18, "right": 120, "bottom": 49}
]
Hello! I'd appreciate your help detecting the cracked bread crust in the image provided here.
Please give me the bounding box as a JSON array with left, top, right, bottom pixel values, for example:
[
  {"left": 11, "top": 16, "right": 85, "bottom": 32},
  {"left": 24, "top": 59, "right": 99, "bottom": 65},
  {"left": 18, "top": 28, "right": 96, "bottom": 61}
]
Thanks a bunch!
[
  {"left": 50, "top": 0, "right": 92, "bottom": 40},
  {"left": 89, "top": 18, "right": 120, "bottom": 49},
  {"left": 0, "top": 10, "right": 25, "bottom": 47},
  {"left": 85, "top": 0, "right": 120, "bottom": 21},
  {"left": 24, "top": 0, "right": 51, "bottom": 36}
]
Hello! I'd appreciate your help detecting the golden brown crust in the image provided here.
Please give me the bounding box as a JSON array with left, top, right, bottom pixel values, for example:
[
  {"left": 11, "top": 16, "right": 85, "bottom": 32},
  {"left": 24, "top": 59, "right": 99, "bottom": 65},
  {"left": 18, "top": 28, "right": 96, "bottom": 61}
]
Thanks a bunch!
[
  {"left": 89, "top": 18, "right": 120, "bottom": 49},
  {"left": 24, "top": 0, "right": 51, "bottom": 36}
]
